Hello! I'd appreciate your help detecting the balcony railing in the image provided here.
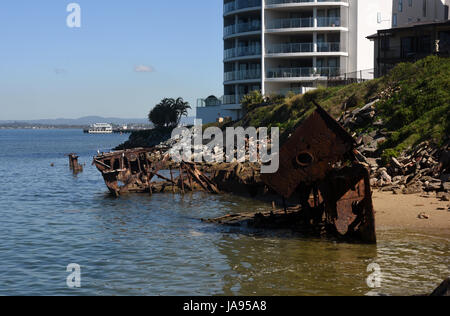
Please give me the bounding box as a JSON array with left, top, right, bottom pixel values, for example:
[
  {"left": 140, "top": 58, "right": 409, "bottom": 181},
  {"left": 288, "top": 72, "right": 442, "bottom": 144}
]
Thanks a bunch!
[
  {"left": 223, "top": 95, "right": 246, "bottom": 104},
  {"left": 266, "top": 67, "right": 340, "bottom": 78},
  {"left": 317, "top": 17, "right": 341, "bottom": 27},
  {"left": 266, "top": 0, "right": 314, "bottom": 4},
  {"left": 266, "top": 42, "right": 340, "bottom": 54},
  {"left": 224, "top": 0, "right": 262, "bottom": 14},
  {"left": 267, "top": 43, "right": 313, "bottom": 53},
  {"left": 267, "top": 17, "right": 313, "bottom": 29},
  {"left": 224, "top": 69, "right": 262, "bottom": 81},
  {"left": 317, "top": 42, "right": 340, "bottom": 52},
  {"left": 266, "top": 0, "right": 346, "bottom": 4},
  {"left": 266, "top": 17, "right": 342, "bottom": 29},
  {"left": 224, "top": 45, "right": 262, "bottom": 59},
  {"left": 224, "top": 21, "right": 262, "bottom": 36}
]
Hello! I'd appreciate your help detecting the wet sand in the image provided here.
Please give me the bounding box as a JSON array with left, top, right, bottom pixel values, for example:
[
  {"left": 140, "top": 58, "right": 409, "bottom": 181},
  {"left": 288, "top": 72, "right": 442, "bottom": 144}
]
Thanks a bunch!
[{"left": 373, "top": 191, "right": 450, "bottom": 238}]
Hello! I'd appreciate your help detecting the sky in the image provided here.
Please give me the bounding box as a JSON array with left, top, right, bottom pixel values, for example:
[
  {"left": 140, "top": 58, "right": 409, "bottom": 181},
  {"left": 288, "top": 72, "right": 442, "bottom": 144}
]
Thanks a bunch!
[{"left": 0, "top": 1, "right": 224, "bottom": 120}]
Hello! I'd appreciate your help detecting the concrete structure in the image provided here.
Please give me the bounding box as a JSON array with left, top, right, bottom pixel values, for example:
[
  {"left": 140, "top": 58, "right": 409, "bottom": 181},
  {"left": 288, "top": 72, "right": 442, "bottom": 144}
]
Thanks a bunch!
[
  {"left": 221, "top": 0, "right": 393, "bottom": 119},
  {"left": 392, "top": 0, "right": 450, "bottom": 27},
  {"left": 368, "top": 20, "right": 450, "bottom": 77},
  {"left": 196, "top": 95, "right": 239, "bottom": 124}
]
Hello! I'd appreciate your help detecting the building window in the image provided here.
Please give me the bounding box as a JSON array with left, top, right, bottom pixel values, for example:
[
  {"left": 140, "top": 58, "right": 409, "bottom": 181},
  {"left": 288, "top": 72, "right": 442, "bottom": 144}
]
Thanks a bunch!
[
  {"left": 409, "top": 0, "right": 412, "bottom": 7},
  {"left": 423, "top": 0, "right": 427, "bottom": 17},
  {"left": 399, "top": 0, "right": 403, "bottom": 12},
  {"left": 393, "top": 13, "right": 398, "bottom": 27},
  {"left": 445, "top": 5, "right": 449, "bottom": 20},
  {"left": 381, "top": 37, "right": 390, "bottom": 50}
]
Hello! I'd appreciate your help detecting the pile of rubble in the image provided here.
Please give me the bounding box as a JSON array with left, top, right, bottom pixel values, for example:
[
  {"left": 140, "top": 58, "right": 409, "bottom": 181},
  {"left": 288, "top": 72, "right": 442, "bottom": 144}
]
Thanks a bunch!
[
  {"left": 370, "top": 141, "right": 450, "bottom": 198},
  {"left": 338, "top": 99, "right": 450, "bottom": 198}
]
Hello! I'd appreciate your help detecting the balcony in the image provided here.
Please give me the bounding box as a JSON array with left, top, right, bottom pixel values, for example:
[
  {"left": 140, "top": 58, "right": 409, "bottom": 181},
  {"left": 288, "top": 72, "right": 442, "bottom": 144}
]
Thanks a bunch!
[
  {"left": 267, "top": 43, "right": 313, "bottom": 54},
  {"left": 267, "top": 17, "right": 314, "bottom": 29},
  {"left": 317, "top": 17, "right": 341, "bottom": 27},
  {"left": 223, "top": 95, "right": 246, "bottom": 104},
  {"left": 317, "top": 42, "right": 340, "bottom": 52},
  {"left": 224, "top": 45, "right": 262, "bottom": 60},
  {"left": 224, "top": 21, "right": 262, "bottom": 37},
  {"left": 266, "top": 17, "right": 342, "bottom": 30},
  {"left": 266, "top": 66, "right": 340, "bottom": 78},
  {"left": 224, "top": 0, "right": 262, "bottom": 14},
  {"left": 266, "top": 42, "right": 341, "bottom": 55},
  {"left": 224, "top": 69, "right": 262, "bottom": 82},
  {"left": 266, "top": 0, "right": 347, "bottom": 5}
]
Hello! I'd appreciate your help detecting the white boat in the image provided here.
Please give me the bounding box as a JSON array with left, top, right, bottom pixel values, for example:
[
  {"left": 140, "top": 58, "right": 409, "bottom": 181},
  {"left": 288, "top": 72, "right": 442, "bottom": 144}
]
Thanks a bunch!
[{"left": 88, "top": 123, "right": 113, "bottom": 134}]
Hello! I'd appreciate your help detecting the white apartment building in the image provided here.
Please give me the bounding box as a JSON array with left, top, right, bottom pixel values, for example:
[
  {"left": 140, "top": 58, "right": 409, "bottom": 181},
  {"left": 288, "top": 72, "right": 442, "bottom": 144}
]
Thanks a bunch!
[
  {"left": 220, "top": 0, "right": 393, "bottom": 120},
  {"left": 196, "top": 0, "right": 394, "bottom": 123},
  {"left": 392, "top": 0, "right": 450, "bottom": 27}
]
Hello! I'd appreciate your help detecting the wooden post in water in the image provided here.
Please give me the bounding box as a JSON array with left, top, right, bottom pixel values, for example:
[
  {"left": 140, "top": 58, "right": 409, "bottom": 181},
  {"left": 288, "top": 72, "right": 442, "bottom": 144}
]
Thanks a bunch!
[
  {"left": 179, "top": 166, "right": 185, "bottom": 194},
  {"left": 188, "top": 172, "right": 193, "bottom": 192},
  {"left": 169, "top": 166, "right": 175, "bottom": 194}
]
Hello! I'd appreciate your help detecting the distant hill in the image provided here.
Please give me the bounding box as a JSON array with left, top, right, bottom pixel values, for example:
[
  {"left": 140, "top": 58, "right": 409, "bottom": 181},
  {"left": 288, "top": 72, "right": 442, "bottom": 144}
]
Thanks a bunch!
[
  {"left": 0, "top": 116, "right": 150, "bottom": 126},
  {"left": 0, "top": 115, "right": 196, "bottom": 126}
]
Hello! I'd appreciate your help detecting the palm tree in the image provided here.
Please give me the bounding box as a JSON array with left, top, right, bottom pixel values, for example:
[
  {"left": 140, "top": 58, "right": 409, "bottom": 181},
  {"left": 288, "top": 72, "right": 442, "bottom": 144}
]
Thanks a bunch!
[
  {"left": 171, "top": 97, "right": 191, "bottom": 126},
  {"left": 148, "top": 97, "right": 191, "bottom": 128}
]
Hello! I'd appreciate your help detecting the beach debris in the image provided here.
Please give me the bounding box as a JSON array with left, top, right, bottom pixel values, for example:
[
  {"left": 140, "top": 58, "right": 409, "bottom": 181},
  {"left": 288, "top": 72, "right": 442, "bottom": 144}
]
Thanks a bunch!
[
  {"left": 67, "top": 153, "right": 83, "bottom": 174},
  {"left": 338, "top": 99, "right": 450, "bottom": 196},
  {"left": 417, "top": 212, "right": 430, "bottom": 220}
]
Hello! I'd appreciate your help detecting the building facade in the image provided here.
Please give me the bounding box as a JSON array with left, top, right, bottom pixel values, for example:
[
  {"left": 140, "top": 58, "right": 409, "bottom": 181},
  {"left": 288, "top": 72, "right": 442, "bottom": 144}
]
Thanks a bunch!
[
  {"left": 392, "top": 0, "right": 450, "bottom": 27},
  {"left": 369, "top": 20, "right": 450, "bottom": 77},
  {"left": 222, "top": 0, "right": 393, "bottom": 119}
]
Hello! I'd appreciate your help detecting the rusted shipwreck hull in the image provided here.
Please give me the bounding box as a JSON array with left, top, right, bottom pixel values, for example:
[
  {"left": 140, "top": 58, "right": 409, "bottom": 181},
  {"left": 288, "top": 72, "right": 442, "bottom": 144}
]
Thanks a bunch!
[
  {"left": 93, "top": 104, "right": 376, "bottom": 243},
  {"left": 93, "top": 148, "right": 220, "bottom": 197},
  {"left": 259, "top": 104, "right": 376, "bottom": 243},
  {"left": 93, "top": 148, "right": 160, "bottom": 196}
]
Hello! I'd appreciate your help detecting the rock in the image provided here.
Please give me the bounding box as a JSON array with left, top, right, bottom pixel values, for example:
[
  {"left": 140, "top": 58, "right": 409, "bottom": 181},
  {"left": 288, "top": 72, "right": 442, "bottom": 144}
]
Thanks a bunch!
[
  {"left": 430, "top": 278, "right": 450, "bottom": 296},
  {"left": 367, "top": 158, "right": 379, "bottom": 168},
  {"left": 373, "top": 119, "right": 384, "bottom": 126},
  {"left": 417, "top": 212, "right": 430, "bottom": 219},
  {"left": 403, "top": 183, "right": 423, "bottom": 194},
  {"left": 362, "top": 135, "right": 374, "bottom": 145},
  {"left": 391, "top": 157, "right": 403, "bottom": 169},
  {"left": 443, "top": 182, "right": 450, "bottom": 192},
  {"left": 370, "top": 178, "right": 378, "bottom": 187},
  {"left": 393, "top": 176, "right": 404, "bottom": 183},
  {"left": 381, "top": 171, "right": 392, "bottom": 184}
]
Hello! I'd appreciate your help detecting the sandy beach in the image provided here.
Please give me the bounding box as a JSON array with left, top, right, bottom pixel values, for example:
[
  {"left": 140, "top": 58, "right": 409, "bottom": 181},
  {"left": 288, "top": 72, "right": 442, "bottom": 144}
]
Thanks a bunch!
[{"left": 373, "top": 191, "right": 450, "bottom": 237}]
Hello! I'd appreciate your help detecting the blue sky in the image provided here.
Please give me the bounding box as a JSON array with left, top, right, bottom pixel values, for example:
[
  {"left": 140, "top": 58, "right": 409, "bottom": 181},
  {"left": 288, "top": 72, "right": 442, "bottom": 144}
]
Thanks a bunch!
[{"left": 0, "top": 1, "right": 223, "bottom": 120}]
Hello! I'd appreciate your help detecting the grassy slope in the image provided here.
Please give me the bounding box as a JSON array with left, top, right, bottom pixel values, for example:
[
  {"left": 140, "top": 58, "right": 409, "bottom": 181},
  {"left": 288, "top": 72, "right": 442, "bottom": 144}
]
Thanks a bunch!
[{"left": 228, "top": 56, "right": 449, "bottom": 163}]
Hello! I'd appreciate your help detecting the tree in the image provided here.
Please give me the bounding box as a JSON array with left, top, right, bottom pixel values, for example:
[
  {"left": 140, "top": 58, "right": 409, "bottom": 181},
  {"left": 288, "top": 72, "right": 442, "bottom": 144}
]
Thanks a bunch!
[
  {"left": 241, "top": 90, "right": 265, "bottom": 113},
  {"left": 148, "top": 97, "right": 191, "bottom": 128}
]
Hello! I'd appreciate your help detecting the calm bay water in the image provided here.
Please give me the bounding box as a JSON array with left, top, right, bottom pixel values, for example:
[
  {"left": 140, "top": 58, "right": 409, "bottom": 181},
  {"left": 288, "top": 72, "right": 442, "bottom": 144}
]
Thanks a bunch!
[{"left": 0, "top": 129, "right": 448, "bottom": 296}]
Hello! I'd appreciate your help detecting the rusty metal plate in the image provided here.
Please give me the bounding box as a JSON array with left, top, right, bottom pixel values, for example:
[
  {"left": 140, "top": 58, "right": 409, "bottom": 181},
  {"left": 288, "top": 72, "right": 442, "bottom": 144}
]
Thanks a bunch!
[
  {"left": 334, "top": 179, "right": 366, "bottom": 235},
  {"left": 261, "top": 106, "right": 355, "bottom": 198}
]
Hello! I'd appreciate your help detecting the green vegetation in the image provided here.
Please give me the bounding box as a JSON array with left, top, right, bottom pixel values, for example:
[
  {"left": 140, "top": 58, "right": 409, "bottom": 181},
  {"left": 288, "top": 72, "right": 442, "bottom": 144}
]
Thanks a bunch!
[
  {"left": 149, "top": 97, "right": 191, "bottom": 128},
  {"left": 218, "top": 56, "right": 450, "bottom": 162}
]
